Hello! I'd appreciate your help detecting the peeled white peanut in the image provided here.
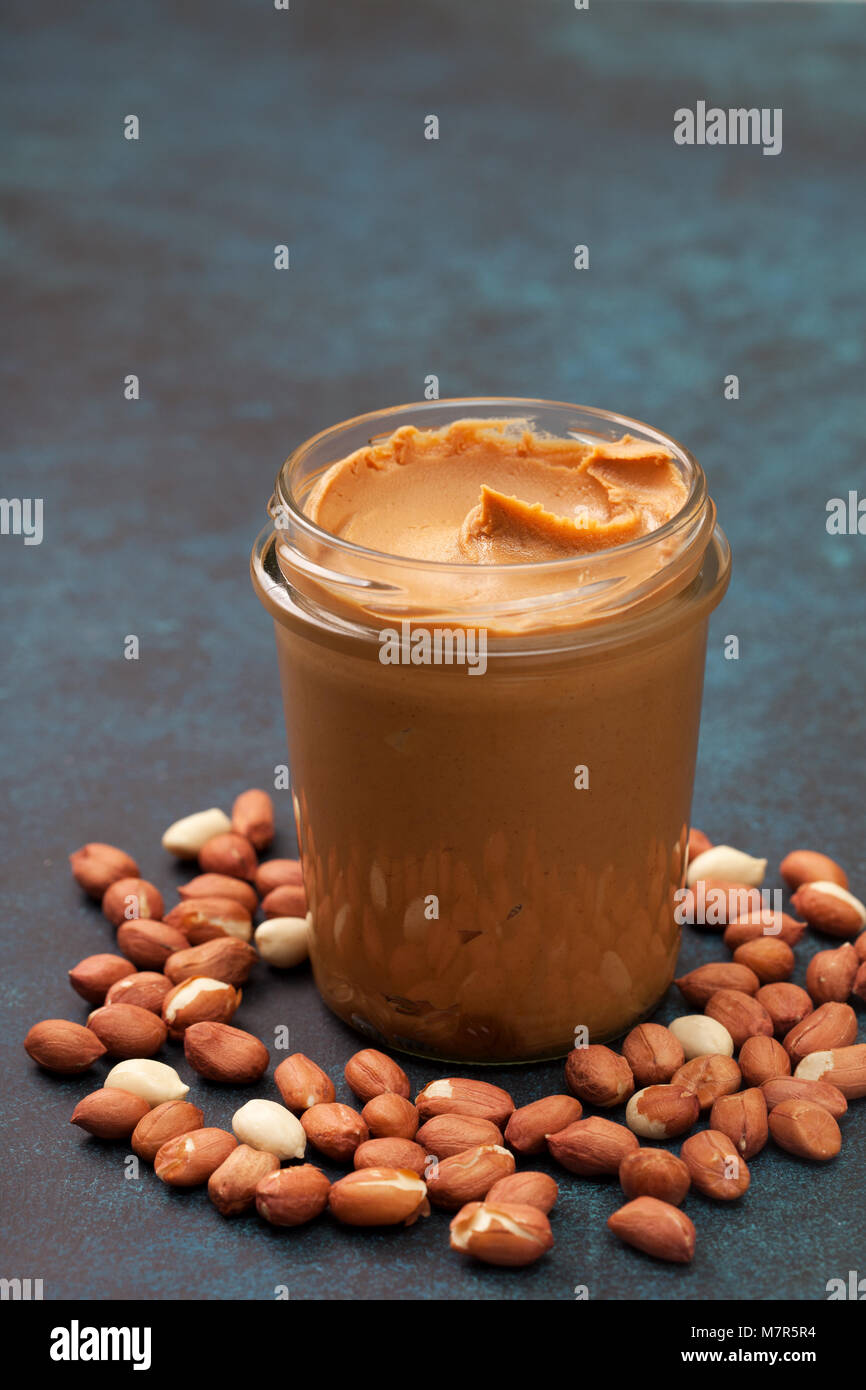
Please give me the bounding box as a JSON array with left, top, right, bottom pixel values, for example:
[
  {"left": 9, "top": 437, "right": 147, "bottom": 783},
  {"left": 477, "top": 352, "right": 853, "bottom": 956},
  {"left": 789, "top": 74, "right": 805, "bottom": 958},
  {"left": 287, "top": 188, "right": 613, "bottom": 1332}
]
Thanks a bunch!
[
  {"left": 669, "top": 1015, "right": 734, "bottom": 1060},
  {"left": 161, "top": 807, "right": 232, "bottom": 857},
  {"left": 254, "top": 915, "right": 310, "bottom": 968},
  {"left": 215, "top": 916, "right": 253, "bottom": 942},
  {"left": 232, "top": 1098, "right": 306, "bottom": 1159},
  {"left": 625, "top": 1088, "right": 668, "bottom": 1139},
  {"left": 104, "top": 1058, "right": 189, "bottom": 1106},
  {"left": 420, "top": 1079, "right": 454, "bottom": 1100},
  {"left": 686, "top": 845, "right": 767, "bottom": 888},
  {"left": 163, "top": 977, "right": 235, "bottom": 1024},
  {"left": 794, "top": 1051, "right": 834, "bottom": 1083},
  {"left": 804, "top": 882, "right": 866, "bottom": 925}
]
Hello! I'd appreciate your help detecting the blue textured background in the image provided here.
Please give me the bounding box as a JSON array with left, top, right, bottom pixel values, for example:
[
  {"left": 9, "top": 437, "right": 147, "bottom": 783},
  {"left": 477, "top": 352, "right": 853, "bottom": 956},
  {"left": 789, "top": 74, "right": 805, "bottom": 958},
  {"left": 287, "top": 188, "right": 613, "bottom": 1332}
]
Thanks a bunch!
[{"left": 2, "top": 0, "right": 865, "bottom": 1301}]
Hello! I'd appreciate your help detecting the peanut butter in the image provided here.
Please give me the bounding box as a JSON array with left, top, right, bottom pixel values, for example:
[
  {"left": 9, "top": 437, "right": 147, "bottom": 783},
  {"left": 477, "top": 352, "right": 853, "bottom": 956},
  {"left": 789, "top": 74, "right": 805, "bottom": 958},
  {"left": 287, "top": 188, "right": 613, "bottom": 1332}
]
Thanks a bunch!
[
  {"left": 253, "top": 403, "right": 730, "bottom": 1062},
  {"left": 305, "top": 419, "right": 687, "bottom": 564}
]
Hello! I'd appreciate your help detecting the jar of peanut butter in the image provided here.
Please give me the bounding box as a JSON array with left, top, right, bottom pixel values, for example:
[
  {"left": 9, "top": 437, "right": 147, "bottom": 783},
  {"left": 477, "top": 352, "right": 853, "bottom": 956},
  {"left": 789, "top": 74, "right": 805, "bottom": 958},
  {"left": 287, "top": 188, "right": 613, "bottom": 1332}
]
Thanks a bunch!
[{"left": 251, "top": 399, "right": 730, "bottom": 1063}]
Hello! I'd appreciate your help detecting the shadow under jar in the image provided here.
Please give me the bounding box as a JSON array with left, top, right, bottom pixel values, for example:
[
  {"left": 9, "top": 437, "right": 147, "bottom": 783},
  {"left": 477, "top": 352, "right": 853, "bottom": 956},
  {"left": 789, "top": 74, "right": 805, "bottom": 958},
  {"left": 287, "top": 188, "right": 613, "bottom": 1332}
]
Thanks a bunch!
[{"left": 251, "top": 398, "right": 730, "bottom": 1064}]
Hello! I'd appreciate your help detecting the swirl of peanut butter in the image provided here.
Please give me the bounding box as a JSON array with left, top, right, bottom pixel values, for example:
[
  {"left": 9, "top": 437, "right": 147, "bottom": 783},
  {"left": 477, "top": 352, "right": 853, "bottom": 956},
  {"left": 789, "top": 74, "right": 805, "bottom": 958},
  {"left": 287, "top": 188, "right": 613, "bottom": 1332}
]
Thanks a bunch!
[{"left": 304, "top": 419, "right": 688, "bottom": 563}]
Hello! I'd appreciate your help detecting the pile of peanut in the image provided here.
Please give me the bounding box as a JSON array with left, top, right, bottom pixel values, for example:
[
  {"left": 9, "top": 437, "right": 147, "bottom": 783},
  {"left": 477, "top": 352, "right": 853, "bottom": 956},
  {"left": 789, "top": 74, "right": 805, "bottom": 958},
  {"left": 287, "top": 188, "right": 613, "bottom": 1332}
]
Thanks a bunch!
[{"left": 22, "top": 804, "right": 866, "bottom": 1267}]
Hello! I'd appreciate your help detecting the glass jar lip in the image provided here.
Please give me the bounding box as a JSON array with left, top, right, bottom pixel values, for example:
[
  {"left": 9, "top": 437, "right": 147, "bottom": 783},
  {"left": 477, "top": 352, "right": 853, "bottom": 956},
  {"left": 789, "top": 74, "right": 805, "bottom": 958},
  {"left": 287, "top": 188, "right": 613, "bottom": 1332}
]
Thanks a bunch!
[{"left": 272, "top": 396, "right": 708, "bottom": 577}]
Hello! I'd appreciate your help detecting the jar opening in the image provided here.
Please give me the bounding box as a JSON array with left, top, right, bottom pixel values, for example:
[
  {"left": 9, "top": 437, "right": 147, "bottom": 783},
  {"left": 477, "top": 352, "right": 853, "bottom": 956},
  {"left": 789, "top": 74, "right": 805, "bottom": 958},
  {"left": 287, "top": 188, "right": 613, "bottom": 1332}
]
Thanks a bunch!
[{"left": 254, "top": 398, "right": 729, "bottom": 645}]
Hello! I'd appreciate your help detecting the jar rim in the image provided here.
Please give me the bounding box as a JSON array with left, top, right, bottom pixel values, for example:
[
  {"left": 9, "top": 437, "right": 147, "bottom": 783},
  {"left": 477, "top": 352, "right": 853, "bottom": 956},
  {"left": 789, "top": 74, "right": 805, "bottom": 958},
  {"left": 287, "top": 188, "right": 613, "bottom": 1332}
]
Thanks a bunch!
[
  {"left": 271, "top": 396, "right": 708, "bottom": 577},
  {"left": 257, "top": 397, "right": 729, "bottom": 640}
]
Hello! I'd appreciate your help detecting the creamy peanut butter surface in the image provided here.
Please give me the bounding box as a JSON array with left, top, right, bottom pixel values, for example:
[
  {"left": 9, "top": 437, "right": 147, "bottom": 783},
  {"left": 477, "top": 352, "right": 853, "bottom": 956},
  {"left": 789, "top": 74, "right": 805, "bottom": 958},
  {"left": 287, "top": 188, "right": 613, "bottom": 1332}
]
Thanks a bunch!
[{"left": 305, "top": 419, "right": 688, "bottom": 563}]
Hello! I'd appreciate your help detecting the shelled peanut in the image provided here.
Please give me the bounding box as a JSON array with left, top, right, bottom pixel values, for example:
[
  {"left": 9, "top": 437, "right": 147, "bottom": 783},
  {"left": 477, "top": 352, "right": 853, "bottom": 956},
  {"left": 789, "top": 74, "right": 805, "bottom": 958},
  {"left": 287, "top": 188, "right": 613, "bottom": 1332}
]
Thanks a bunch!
[{"left": 19, "top": 814, "right": 866, "bottom": 1272}]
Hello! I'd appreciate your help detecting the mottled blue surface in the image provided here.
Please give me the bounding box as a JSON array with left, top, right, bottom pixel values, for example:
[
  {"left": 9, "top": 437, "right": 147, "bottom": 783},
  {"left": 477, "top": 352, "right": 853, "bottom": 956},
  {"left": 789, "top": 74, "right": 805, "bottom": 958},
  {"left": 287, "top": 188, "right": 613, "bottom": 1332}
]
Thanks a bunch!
[{"left": 2, "top": 0, "right": 865, "bottom": 1301}]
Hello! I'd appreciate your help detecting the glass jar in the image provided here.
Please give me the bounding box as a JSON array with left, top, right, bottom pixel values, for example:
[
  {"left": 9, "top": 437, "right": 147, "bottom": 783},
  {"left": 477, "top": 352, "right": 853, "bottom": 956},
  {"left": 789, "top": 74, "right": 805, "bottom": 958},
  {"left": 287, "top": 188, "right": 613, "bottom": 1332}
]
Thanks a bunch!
[{"left": 251, "top": 398, "right": 731, "bottom": 1063}]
